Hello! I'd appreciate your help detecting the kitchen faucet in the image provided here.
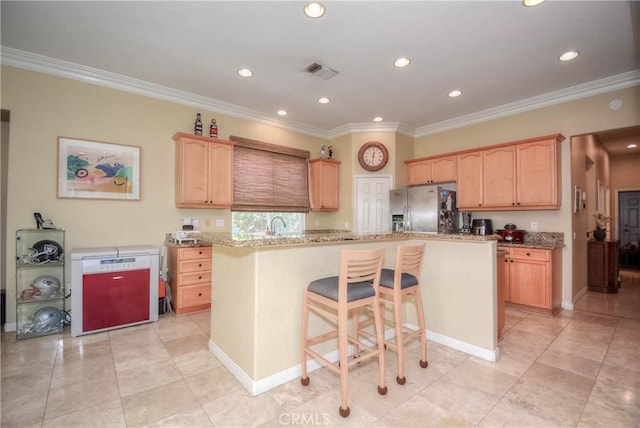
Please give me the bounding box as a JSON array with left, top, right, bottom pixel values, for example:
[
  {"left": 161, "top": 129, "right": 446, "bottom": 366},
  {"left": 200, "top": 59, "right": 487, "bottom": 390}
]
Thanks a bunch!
[{"left": 269, "top": 216, "right": 287, "bottom": 236}]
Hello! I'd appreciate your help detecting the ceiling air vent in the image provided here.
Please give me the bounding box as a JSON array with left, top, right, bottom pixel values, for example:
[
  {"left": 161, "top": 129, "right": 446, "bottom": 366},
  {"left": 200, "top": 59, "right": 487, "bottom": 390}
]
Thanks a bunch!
[{"left": 306, "top": 62, "right": 339, "bottom": 80}]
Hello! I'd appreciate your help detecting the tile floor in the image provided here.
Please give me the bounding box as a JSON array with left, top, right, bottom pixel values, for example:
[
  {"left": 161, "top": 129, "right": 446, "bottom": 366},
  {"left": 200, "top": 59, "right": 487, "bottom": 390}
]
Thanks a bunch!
[{"left": 2, "top": 274, "right": 639, "bottom": 427}]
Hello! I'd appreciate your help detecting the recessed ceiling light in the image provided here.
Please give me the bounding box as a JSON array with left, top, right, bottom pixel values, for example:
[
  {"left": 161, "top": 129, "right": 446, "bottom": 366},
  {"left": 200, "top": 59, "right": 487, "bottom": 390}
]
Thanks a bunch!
[
  {"left": 237, "top": 68, "right": 253, "bottom": 77},
  {"left": 448, "top": 90, "right": 463, "bottom": 98},
  {"left": 628, "top": 143, "right": 638, "bottom": 149},
  {"left": 318, "top": 97, "right": 330, "bottom": 104},
  {"left": 558, "top": 51, "right": 580, "bottom": 61},
  {"left": 393, "top": 57, "right": 411, "bottom": 68},
  {"left": 373, "top": 117, "right": 383, "bottom": 122},
  {"left": 304, "top": 2, "right": 325, "bottom": 18},
  {"left": 277, "top": 110, "right": 287, "bottom": 116},
  {"left": 522, "top": 0, "right": 545, "bottom": 7}
]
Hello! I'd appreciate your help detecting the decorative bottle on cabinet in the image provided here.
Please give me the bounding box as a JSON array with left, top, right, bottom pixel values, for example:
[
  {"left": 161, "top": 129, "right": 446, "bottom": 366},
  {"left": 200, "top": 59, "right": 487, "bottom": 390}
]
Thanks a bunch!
[{"left": 16, "top": 228, "right": 65, "bottom": 339}]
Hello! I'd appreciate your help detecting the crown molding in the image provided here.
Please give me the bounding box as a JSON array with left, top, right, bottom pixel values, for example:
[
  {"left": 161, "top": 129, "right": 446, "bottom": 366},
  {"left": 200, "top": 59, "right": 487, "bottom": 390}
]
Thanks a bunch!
[
  {"left": 2, "top": 47, "right": 638, "bottom": 141},
  {"left": 0, "top": 47, "right": 330, "bottom": 139},
  {"left": 415, "top": 70, "right": 640, "bottom": 137}
]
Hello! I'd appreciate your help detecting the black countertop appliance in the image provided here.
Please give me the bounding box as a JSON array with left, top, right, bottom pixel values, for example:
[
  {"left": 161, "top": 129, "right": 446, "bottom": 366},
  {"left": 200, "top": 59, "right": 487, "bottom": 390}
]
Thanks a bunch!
[{"left": 471, "top": 219, "right": 493, "bottom": 235}]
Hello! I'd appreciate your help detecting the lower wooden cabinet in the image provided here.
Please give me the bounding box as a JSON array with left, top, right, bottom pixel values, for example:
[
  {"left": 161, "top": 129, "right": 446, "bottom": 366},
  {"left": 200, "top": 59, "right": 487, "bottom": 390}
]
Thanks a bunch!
[
  {"left": 167, "top": 246, "right": 212, "bottom": 315},
  {"left": 497, "top": 250, "right": 507, "bottom": 340},
  {"left": 499, "top": 246, "right": 562, "bottom": 315},
  {"left": 587, "top": 240, "right": 619, "bottom": 293}
]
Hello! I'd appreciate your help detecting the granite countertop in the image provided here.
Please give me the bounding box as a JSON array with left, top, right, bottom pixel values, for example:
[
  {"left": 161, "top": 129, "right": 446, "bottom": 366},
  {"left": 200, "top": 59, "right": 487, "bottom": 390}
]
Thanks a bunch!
[
  {"left": 168, "top": 230, "right": 563, "bottom": 250},
  {"left": 193, "top": 230, "right": 503, "bottom": 248}
]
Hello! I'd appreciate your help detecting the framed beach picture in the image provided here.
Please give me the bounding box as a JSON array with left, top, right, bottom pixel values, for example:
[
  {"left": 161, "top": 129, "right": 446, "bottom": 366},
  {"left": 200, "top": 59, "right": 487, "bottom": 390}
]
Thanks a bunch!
[{"left": 57, "top": 137, "right": 140, "bottom": 200}]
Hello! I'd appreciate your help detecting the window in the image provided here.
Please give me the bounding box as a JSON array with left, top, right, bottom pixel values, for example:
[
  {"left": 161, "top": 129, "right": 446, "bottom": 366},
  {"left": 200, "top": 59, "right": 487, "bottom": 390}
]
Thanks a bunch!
[
  {"left": 231, "top": 136, "right": 310, "bottom": 213},
  {"left": 232, "top": 212, "right": 305, "bottom": 237}
]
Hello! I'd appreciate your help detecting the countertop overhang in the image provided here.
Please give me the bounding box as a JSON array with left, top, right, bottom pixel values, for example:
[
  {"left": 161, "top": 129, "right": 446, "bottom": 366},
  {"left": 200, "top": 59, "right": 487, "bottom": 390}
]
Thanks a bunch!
[{"left": 194, "top": 231, "right": 506, "bottom": 248}]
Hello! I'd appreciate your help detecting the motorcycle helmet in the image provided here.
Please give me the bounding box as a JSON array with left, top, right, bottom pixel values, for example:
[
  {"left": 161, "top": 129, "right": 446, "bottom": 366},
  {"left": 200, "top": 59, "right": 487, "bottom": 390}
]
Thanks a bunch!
[
  {"left": 31, "top": 275, "right": 61, "bottom": 299},
  {"left": 31, "top": 307, "right": 64, "bottom": 333},
  {"left": 28, "top": 240, "right": 63, "bottom": 263}
]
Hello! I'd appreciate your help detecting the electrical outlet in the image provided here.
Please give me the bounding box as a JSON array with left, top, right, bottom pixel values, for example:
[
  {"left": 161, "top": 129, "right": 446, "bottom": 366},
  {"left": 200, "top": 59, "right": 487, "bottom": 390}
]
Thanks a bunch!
[
  {"left": 216, "top": 219, "right": 224, "bottom": 227},
  {"left": 315, "top": 219, "right": 320, "bottom": 226},
  {"left": 530, "top": 221, "right": 538, "bottom": 230}
]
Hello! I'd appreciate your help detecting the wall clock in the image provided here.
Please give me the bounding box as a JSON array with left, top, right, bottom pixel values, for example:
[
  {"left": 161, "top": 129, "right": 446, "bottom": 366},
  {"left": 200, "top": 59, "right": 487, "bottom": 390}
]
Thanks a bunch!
[{"left": 358, "top": 141, "right": 389, "bottom": 172}]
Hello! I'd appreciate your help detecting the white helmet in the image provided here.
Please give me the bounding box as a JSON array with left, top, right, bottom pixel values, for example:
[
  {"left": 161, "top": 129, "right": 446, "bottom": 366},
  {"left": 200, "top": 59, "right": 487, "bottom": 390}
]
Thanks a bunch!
[{"left": 31, "top": 275, "right": 61, "bottom": 299}]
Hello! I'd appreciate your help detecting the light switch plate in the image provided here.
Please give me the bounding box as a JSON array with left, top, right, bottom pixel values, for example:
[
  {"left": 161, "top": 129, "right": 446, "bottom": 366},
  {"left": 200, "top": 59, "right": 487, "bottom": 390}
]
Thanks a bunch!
[{"left": 216, "top": 219, "right": 224, "bottom": 227}]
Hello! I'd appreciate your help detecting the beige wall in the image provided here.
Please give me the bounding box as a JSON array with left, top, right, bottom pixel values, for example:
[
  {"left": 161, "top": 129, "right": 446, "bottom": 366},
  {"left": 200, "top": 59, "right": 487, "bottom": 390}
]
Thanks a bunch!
[
  {"left": 1, "top": 66, "right": 328, "bottom": 325},
  {"left": 414, "top": 87, "right": 639, "bottom": 305},
  {"left": 2, "top": 64, "right": 639, "bottom": 326}
]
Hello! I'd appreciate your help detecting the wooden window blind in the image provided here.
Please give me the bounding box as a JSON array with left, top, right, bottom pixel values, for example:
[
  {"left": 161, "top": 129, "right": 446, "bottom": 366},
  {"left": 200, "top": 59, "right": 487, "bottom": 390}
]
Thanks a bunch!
[{"left": 230, "top": 136, "right": 310, "bottom": 212}]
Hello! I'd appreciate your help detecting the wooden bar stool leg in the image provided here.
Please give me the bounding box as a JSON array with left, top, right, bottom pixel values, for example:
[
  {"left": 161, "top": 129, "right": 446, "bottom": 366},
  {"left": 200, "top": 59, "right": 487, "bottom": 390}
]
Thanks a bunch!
[
  {"left": 415, "top": 287, "right": 428, "bottom": 368},
  {"left": 373, "top": 298, "right": 388, "bottom": 395},
  {"left": 393, "top": 290, "right": 406, "bottom": 384},
  {"left": 338, "top": 305, "right": 350, "bottom": 417},
  {"left": 300, "top": 289, "right": 310, "bottom": 385},
  {"left": 352, "top": 308, "right": 361, "bottom": 358}
]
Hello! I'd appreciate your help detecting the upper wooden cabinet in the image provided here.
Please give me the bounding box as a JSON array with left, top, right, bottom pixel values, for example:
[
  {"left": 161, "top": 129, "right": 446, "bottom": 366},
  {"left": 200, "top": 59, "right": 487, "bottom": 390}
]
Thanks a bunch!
[
  {"left": 406, "top": 155, "right": 457, "bottom": 185},
  {"left": 516, "top": 138, "right": 560, "bottom": 208},
  {"left": 455, "top": 151, "right": 483, "bottom": 209},
  {"left": 456, "top": 135, "right": 563, "bottom": 211},
  {"left": 309, "top": 158, "right": 341, "bottom": 211},
  {"left": 173, "top": 132, "right": 235, "bottom": 208}
]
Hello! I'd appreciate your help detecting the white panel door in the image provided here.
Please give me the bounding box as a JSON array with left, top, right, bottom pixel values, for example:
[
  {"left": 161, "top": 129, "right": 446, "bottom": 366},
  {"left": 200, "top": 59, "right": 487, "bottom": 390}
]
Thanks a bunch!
[{"left": 355, "top": 176, "right": 391, "bottom": 234}]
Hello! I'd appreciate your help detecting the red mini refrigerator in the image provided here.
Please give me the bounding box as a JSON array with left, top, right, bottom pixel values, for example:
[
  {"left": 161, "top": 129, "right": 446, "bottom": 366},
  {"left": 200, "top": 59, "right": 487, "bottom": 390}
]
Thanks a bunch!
[{"left": 71, "top": 245, "right": 159, "bottom": 337}]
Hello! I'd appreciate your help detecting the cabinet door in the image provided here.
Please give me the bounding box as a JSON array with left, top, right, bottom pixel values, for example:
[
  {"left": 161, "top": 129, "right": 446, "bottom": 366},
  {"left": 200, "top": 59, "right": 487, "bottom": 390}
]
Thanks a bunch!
[
  {"left": 430, "top": 156, "right": 457, "bottom": 183},
  {"left": 208, "top": 142, "right": 234, "bottom": 206},
  {"left": 509, "top": 259, "right": 549, "bottom": 309},
  {"left": 407, "top": 160, "right": 431, "bottom": 185},
  {"left": 456, "top": 152, "right": 483, "bottom": 209},
  {"left": 483, "top": 146, "right": 516, "bottom": 208},
  {"left": 177, "top": 138, "right": 209, "bottom": 205},
  {"left": 310, "top": 160, "right": 339, "bottom": 211},
  {"left": 516, "top": 139, "right": 558, "bottom": 208}
]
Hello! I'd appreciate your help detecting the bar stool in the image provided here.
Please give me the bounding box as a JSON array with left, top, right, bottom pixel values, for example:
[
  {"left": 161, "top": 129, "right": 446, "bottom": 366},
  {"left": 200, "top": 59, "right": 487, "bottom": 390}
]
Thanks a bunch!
[
  {"left": 300, "top": 248, "right": 387, "bottom": 417},
  {"left": 358, "top": 243, "right": 428, "bottom": 385}
]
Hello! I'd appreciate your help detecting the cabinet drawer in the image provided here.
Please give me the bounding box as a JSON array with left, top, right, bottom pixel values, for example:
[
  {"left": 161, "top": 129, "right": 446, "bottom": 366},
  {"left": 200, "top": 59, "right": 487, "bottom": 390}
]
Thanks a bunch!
[
  {"left": 179, "top": 247, "right": 212, "bottom": 260},
  {"left": 509, "top": 248, "right": 549, "bottom": 262},
  {"left": 178, "top": 259, "right": 211, "bottom": 272},
  {"left": 178, "top": 271, "right": 211, "bottom": 286},
  {"left": 178, "top": 284, "right": 211, "bottom": 307}
]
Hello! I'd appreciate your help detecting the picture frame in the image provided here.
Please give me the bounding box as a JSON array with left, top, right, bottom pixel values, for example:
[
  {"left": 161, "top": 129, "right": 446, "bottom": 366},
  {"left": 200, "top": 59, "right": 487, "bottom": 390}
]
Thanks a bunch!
[{"left": 57, "top": 137, "right": 140, "bottom": 200}]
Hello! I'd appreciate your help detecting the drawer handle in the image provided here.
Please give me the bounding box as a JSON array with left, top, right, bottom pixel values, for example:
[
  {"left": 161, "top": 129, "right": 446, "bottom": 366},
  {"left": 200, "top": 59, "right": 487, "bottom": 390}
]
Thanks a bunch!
[
  {"left": 198, "top": 292, "right": 202, "bottom": 297},
  {"left": 198, "top": 276, "right": 202, "bottom": 279},
  {"left": 198, "top": 263, "right": 202, "bottom": 267},
  {"left": 526, "top": 252, "right": 531, "bottom": 256}
]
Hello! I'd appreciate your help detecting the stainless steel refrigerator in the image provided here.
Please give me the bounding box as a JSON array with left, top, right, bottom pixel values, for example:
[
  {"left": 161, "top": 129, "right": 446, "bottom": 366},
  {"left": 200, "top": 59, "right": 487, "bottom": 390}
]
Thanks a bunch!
[{"left": 390, "top": 185, "right": 458, "bottom": 233}]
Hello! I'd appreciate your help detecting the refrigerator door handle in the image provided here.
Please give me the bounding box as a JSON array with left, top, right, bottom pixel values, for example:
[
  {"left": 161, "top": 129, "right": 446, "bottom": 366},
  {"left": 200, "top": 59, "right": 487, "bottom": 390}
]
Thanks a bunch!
[{"left": 406, "top": 206, "right": 411, "bottom": 231}]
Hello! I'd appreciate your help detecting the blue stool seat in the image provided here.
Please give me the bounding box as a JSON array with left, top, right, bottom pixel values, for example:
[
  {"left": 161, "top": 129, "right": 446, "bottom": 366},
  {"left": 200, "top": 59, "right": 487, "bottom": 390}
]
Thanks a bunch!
[
  {"left": 308, "top": 276, "right": 375, "bottom": 302},
  {"left": 379, "top": 269, "right": 418, "bottom": 289}
]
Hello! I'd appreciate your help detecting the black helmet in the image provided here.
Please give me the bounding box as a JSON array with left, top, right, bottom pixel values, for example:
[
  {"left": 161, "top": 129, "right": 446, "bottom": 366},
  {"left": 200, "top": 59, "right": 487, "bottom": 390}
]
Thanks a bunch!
[{"left": 29, "top": 240, "right": 63, "bottom": 263}]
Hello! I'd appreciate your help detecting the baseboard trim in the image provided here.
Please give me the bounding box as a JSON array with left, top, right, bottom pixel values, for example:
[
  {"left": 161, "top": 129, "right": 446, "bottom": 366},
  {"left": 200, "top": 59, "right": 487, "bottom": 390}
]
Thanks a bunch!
[{"left": 208, "top": 325, "right": 497, "bottom": 396}]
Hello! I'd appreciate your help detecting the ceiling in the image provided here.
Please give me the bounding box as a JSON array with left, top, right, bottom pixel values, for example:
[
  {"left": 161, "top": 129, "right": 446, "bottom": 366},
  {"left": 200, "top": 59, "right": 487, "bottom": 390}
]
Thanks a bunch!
[{"left": 1, "top": 1, "right": 639, "bottom": 143}]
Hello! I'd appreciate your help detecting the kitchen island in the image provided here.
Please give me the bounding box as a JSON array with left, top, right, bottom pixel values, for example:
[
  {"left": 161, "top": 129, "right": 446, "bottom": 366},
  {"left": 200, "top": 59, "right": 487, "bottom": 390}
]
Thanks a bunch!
[{"left": 197, "top": 231, "right": 500, "bottom": 395}]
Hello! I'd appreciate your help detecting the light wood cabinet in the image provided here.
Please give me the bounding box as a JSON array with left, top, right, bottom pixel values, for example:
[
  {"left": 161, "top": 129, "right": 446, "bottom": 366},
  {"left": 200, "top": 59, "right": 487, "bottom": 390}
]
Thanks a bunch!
[
  {"left": 173, "top": 132, "right": 235, "bottom": 208},
  {"left": 167, "top": 246, "right": 212, "bottom": 315},
  {"left": 309, "top": 158, "right": 340, "bottom": 211},
  {"left": 516, "top": 138, "right": 560, "bottom": 208},
  {"left": 456, "top": 151, "right": 483, "bottom": 209},
  {"left": 482, "top": 146, "right": 516, "bottom": 208},
  {"left": 406, "top": 155, "right": 457, "bottom": 185},
  {"left": 500, "top": 246, "right": 562, "bottom": 315},
  {"left": 497, "top": 250, "right": 508, "bottom": 340},
  {"left": 587, "top": 240, "right": 619, "bottom": 293},
  {"left": 456, "top": 135, "right": 562, "bottom": 211}
]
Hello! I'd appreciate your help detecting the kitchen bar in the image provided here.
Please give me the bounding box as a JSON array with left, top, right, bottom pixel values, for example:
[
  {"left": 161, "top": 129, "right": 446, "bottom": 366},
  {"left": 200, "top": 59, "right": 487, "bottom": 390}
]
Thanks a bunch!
[{"left": 197, "top": 231, "right": 501, "bottom": 395}]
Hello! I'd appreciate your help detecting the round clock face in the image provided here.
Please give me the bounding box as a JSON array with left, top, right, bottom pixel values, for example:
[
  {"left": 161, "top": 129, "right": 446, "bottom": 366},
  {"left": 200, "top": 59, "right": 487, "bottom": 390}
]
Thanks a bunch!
[{"left": 358, "top": 141, "right": 389, "bottom": 171}]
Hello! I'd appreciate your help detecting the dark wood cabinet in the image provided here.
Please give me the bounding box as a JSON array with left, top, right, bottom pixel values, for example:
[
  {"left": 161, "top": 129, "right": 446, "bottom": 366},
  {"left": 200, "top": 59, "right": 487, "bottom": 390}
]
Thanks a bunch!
[{"left": 587, "top": 240, "right": 619, "bottom": 293}]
